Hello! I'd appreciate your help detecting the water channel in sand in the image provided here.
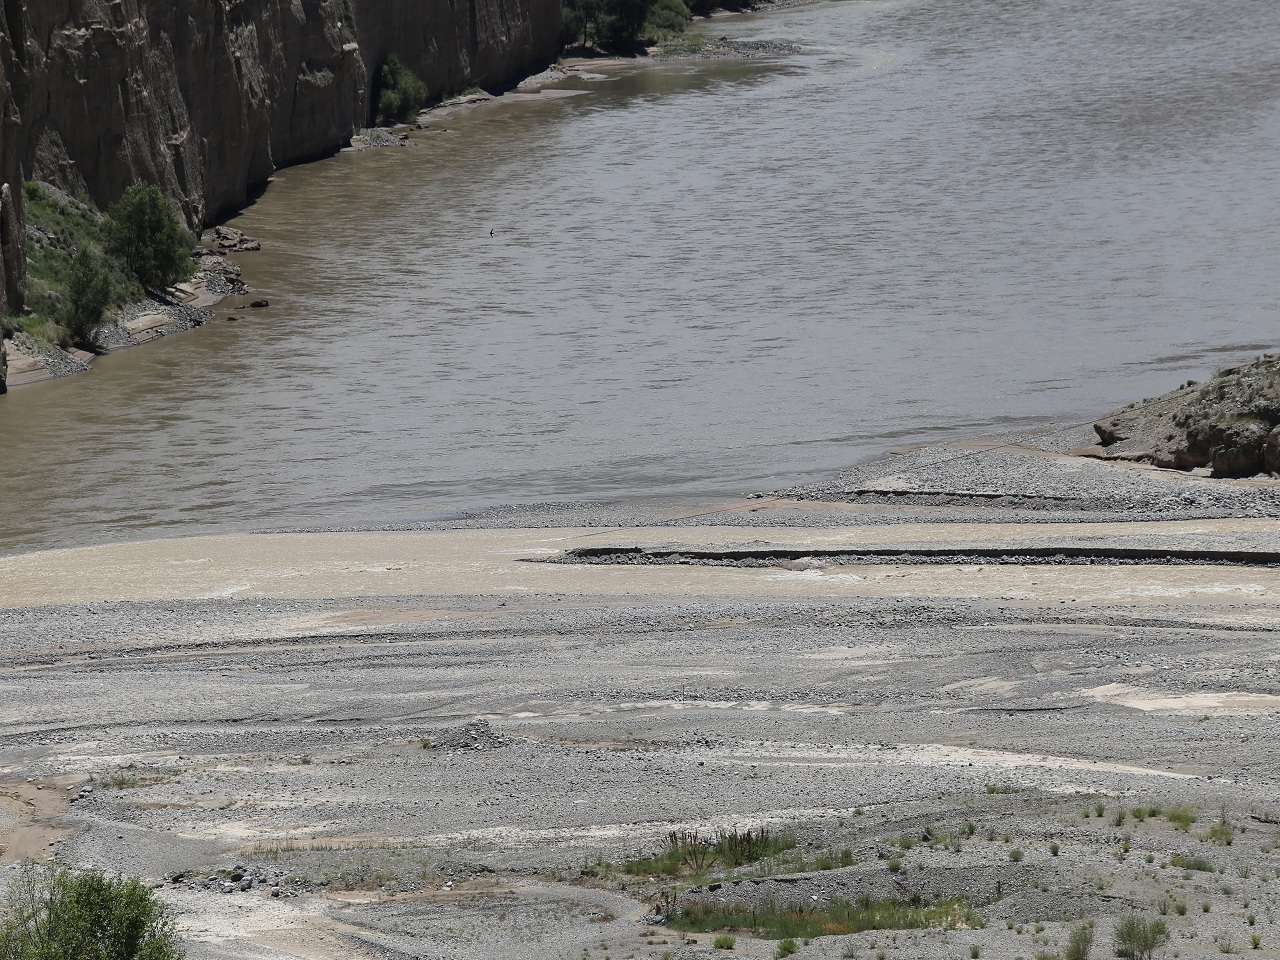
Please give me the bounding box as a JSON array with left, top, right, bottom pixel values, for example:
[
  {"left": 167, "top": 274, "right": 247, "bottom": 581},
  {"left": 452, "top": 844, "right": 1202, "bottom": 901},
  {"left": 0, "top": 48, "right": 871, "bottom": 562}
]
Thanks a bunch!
[{"left": 1, "top": 0, "right": 1277, "bottom": 553}]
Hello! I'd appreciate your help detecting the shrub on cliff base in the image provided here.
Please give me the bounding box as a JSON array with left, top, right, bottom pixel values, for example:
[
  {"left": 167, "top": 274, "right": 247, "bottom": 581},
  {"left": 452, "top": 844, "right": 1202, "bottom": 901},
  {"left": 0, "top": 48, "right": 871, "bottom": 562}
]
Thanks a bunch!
[
  {"left": 63, "top": 246, "right": 112, "bottom": 346},
  {"left": 104, "top": 183, "right": 194, "bottom": 292},
  {"left": 563, "top": 0, "right": 657, "bottom": 50},
  {"left": 378, "top": 54, "right": 428, "bottom": 123},
  {"left": 0, "top": 861, "right": 185, "bottom": 960},
  {"left": 598, "top": 0, "right": 655, "bottom": 48},
  {"left": 644, "top": 0, "right": 690, "bottom": 35}
]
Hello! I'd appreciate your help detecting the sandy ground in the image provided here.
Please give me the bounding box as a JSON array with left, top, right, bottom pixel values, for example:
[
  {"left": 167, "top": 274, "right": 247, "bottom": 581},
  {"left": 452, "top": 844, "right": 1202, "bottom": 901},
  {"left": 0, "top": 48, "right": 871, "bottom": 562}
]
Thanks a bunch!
[{"left": 3, "top": 445, "right": 1280, "bottom": 960}]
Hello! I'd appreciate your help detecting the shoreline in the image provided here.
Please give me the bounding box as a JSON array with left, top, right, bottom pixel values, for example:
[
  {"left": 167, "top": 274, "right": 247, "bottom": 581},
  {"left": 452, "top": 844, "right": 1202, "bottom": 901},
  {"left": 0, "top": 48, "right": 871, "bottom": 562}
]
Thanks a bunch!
[{"left": 0, "top": 13, "right": 794, "bottom": 394}]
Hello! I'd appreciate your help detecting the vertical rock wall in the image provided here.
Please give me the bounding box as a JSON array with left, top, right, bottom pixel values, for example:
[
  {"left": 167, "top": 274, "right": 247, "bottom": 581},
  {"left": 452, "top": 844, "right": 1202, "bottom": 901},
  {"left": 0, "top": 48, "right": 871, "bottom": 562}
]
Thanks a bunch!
[{"left": 0, "top": 0, "right": 561, "bottom": 327}]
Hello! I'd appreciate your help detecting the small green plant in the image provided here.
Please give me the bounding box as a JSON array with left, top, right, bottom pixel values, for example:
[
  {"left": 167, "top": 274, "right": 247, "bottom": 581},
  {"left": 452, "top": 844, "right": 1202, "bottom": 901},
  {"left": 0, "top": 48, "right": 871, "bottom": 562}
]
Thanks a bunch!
[
  {"left": 1066, "top": 922, "right": 1095, "bottom": 960},
  {"left": 888, "top": 858, "right": 902, "bottom": 873},
  {"left": 1009, "top": 849, "right": 1024, "bottom": 862},
  {"left": 1169, "top": 854, "right": 1213, "bottom": 872},
  {"left": 778, "top": 939, "right": 799, "bottom": 958},
  {"left": 1166, "top": 806, "right": 1197, "bottom": 831},
  {"left": 377, "top": 53, "right": 428, "bottom": 122},
  {"left": 714, "top": 933, "right": 737, "bottom": 949},
  {"left": 1250, "top": 935, "right": 1261, "bottom": 950},
  {"left": 1202, "top": 902, "right": 1211, "bottom": 913},
  {"left": 1096, "top": 804, "right": 1106, "bottom": 817},
  {"left": 972, "top": 947, "right": 981, "bottom": 958},
  {"left": 1174, "top": 902, "right": 1186, "bottom": 916},
  {"left": 1115, "top": 810, "right": 1128, "bottom": 826},
  {"left": 1113, "top": 915, "right": 1170, "bottom": 960},
  {"left": 1206, "top": 806, "right": 1234, "bottom": 845},
  {"left": 1050, "top": 843, "right": 1060, "bottom": 856}
]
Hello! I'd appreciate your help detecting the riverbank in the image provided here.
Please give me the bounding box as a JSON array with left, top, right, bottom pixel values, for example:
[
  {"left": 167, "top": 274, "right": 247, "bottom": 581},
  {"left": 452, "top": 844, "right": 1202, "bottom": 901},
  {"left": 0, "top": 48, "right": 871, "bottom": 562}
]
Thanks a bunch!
[
  {"left": 0, "top": 14, "right": 799, "bottom": 393},
  {"left": 2, "top": 439, "right": 1279, "bottom": 958},
  {"left": 2, "top": 231, "right": 253, "bottom": 389}
]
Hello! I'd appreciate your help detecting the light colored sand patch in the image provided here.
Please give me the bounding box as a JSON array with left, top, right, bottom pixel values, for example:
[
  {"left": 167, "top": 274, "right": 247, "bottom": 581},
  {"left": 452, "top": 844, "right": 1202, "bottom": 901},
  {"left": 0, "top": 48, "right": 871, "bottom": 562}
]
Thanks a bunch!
[
  {"left": 1084, "top": 683, "right": 1280, "bottom": 714},
  {"left": 4, "top": 526, "right": 1280, "bottom": 610},
  {"left": 0, "top": 780, "right": 73, "bottom": 864},
  {"left": 164, "top": 888, "right": 378, "bottom": 960},
  {"left": 713, "top": 741, "right": 1195, "bottom": 780},
  {"left": 894, "top": 743, "right": 1195, "bottom": 779}
]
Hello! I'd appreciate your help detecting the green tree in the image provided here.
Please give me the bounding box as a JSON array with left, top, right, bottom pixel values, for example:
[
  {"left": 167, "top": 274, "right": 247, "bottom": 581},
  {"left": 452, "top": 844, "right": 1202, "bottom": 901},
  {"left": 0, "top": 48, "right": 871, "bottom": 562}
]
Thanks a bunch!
[
  {"left": 104, "top": 183, "right": 194, "bottom": 292},
  {"left": 1113, "top": 914, "right": 1170, "bottom": 960},
  {"left": 0, "top": 862, "right": 185, "bottom": 960},
  {"left": 378, "top": 53, "right": 428, "bottom": 122},
  {"left": 597, "top": 0, "right": 654, "bottom": 49},
  {"left": 644, "top": 0, "right": 689, "bottom": 35},
  {"left": 63, "top": 246, "right": 112, "bottom": 346}
]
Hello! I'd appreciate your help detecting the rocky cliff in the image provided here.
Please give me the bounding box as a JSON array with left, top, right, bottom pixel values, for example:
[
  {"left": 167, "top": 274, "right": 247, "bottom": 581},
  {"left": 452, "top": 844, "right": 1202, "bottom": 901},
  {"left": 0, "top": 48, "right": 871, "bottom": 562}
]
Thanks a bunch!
[{"left": 0, "top": 0, "right": 560, "bottom": 324}]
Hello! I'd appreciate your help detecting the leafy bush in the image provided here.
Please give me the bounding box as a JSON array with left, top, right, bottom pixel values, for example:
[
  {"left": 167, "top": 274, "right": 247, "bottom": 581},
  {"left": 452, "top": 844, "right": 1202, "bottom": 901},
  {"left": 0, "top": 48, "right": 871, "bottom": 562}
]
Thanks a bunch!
[
  {"left": 598, "top": 0, "right": 653, "bottom": 47},
  {"left": 378, "top": 54, "right": 428, "bottom": 122},
  {"left": 563, "top": 0, "right": 657, "bottom": 50},
  {"left": 0, "top": 862, "right": 185, "bottom": 960},
  {"left": 714, "top": 933, "right": 737, "bottom": 949},
  {"left": 622, "top": 827, "right": 795, "bottom": 876},
  {"left": 777, "top": 940, "right": 798, "bottom": 958},
  {"left": 644, "top": 0, "right": 690, "bottom": 35},
  {"left": 104, "top": 183, "right": 194, "bottom": 291},
  {"left": 1113, "top": 915, "right": 1170, "bottom": 960},
  {"left": 63, "top": 246, "right": 112, "bottom": 346},
  {"left": 1066, "top": 922, "right": 1095, "bottom": 960},
  {"left": 20, "top": 182, "right": 142, "bottom": 345}
]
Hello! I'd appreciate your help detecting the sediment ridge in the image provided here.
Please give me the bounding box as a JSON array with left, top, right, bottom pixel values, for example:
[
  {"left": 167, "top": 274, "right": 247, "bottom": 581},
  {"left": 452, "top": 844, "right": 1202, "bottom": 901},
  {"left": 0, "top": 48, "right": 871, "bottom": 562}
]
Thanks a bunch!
[{"left": 0, "top": 0, "right": 562, "bottom": 333}]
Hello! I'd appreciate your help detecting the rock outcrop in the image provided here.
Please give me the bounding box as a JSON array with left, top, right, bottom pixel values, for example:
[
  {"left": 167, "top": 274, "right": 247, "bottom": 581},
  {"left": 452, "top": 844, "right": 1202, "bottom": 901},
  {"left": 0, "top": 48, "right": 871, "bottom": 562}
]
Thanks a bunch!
[
  {"left": 1090, "top": 354, "right": 1280, "bottom": 478},
  {"left": 0, "top": 0, "right": 560, "bottom": 339}
]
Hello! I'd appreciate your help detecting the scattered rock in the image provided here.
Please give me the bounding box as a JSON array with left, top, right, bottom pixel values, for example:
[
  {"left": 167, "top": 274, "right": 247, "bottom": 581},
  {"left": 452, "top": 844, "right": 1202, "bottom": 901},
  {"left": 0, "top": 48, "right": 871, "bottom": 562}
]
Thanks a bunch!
[
  {"left": 348, "top": 128, "right": 412, "bottom": 150},
  {"left": 248, "top": 299, "right": 269, "bottom": 308},
  {"left": 203, "top": 225, "right": 261, "bottom": 253}
]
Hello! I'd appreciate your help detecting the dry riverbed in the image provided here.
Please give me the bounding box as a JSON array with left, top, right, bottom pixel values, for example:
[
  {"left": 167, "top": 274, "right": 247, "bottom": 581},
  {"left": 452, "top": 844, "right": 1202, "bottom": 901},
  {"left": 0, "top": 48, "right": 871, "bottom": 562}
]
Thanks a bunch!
[{"left": 2, "top": 438, "right": 1280, "bottom": 960}]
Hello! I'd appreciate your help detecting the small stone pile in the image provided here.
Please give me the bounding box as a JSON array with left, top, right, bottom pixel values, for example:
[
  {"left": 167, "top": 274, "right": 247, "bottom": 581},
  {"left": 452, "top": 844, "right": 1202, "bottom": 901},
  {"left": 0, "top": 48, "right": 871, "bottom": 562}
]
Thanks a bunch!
[{"left": 426, "top": 718, "right": 510, "bottom": 752}]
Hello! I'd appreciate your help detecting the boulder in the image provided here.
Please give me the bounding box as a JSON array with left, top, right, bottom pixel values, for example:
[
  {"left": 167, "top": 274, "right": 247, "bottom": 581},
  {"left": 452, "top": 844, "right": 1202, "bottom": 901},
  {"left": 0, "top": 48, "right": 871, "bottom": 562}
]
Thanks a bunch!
[
  {"left": 1210, "top": 420, "right": 1270, "bottom": 478},
  {"left": 1264, "top": 425, "right": 1280, "bottom": 475}
]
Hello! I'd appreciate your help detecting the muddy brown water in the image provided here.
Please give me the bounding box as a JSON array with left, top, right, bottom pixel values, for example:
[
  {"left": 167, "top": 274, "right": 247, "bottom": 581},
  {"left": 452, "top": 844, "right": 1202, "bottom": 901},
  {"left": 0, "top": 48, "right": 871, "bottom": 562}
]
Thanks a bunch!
[{"left": 1, "top": 0, "right": 1278, "bottom": 553}]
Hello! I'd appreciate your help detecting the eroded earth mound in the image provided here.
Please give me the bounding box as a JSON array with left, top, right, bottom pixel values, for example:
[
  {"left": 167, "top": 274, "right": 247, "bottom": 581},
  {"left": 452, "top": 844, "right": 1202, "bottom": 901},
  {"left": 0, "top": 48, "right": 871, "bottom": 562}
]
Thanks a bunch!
[{"left": 1092, "top": 354, "right": 1280, "bottom": 477}]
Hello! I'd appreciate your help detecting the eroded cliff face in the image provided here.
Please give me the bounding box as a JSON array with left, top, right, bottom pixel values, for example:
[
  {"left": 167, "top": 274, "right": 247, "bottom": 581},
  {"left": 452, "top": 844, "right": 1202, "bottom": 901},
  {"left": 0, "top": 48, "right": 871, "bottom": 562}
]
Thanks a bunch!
[{"left": 0, "top": 0, "right": 560, "bottom": 317}]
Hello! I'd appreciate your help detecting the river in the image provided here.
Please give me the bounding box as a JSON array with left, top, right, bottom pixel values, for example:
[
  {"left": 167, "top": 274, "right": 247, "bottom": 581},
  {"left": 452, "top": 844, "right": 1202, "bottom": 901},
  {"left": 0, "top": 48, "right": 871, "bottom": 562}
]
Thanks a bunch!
[{"left": 1, "top": 0, "right": 1277, "bottom": 553}]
